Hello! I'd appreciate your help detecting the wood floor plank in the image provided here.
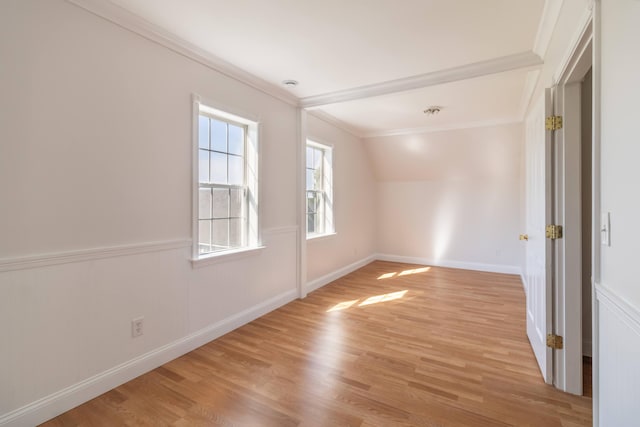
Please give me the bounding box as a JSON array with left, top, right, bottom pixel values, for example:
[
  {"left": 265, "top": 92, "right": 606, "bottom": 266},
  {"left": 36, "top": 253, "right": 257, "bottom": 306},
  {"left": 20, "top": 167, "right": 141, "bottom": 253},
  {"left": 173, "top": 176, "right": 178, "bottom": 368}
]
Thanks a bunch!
[{"left": 41, "top": 261, "right": 592, "bottom": 426}]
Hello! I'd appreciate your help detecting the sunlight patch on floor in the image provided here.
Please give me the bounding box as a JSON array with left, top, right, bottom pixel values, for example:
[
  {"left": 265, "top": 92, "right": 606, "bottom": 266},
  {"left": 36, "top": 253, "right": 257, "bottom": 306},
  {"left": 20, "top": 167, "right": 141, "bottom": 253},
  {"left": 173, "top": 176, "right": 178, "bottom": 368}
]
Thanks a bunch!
[{"left": 326, "top": 290, "right": 408, "bottom": 312}]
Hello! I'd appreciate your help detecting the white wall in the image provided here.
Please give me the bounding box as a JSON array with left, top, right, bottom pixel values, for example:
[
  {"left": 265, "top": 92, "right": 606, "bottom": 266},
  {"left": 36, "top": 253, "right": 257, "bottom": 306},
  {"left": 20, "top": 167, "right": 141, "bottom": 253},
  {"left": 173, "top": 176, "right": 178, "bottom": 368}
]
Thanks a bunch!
[
  {"left": 305, "top": 115, "right": 377, "bottom": 290},
  {"left": 367, "top": 124, "right": 523, "bottom": 274},
  {"left": 0, "top": 1, "right": 298, "bottom": 424},
  {"left": 598, "top": 0, "right": 640, "bottom": 424}
]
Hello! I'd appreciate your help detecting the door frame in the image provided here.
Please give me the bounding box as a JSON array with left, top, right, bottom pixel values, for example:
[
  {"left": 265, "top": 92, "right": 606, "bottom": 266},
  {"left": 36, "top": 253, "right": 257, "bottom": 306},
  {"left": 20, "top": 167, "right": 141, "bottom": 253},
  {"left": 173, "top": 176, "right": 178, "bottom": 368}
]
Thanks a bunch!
[{"left": 550, "top": 11, "right": 597, "bottom": 396}]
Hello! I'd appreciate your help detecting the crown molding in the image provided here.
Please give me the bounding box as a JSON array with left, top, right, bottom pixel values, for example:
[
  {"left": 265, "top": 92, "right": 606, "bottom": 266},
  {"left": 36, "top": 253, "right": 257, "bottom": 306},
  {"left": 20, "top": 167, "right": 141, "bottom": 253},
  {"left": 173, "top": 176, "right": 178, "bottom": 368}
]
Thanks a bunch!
[
  {"left": 533, "top": 0, "right": 564, "bottom": 59},
  {"left": 299, "top": 51, "right": 543, "bottom": 108},
  {"left": 307, "top": 110, "right": 365, "bottom": 138},
  {"left": 362, "top": 117, "right": 522, "bottom": 139},
  {"left": 65, "top": 0, "right": 299, "bottom": 107}
]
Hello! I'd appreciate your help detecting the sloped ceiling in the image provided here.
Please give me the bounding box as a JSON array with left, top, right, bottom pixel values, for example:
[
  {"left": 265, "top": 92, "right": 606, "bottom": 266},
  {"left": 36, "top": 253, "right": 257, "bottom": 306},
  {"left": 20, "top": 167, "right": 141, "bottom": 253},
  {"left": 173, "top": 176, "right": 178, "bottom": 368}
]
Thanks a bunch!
[{"left": 78, "top": 0, "right": 551, "bottom": 137}]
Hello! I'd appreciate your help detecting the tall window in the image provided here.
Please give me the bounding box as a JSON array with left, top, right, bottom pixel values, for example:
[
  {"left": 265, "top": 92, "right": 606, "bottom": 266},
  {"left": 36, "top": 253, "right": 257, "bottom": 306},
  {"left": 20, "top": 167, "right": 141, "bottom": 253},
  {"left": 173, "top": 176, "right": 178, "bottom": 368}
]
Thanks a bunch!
[
  {"left": 306, "top": 141, "right": 333, "bottom": 237},
  {"left": 196, "top": 103, "right": 258, "bottom": 257}
]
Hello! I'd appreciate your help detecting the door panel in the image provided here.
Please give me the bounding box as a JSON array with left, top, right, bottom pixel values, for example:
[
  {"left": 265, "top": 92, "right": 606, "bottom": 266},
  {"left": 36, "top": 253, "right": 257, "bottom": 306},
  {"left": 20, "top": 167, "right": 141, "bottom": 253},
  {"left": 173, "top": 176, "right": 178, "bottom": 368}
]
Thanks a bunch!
[{"left": 524, "top": 89, "right": 553, "bottom": 383}]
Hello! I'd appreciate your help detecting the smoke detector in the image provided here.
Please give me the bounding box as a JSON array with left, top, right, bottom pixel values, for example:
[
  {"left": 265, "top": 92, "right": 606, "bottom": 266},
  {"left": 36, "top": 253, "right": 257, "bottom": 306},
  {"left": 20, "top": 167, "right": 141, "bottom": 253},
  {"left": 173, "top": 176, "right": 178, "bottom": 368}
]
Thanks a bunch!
[{"left": 282, "top": 79, "right": 299, "bottom": 87}]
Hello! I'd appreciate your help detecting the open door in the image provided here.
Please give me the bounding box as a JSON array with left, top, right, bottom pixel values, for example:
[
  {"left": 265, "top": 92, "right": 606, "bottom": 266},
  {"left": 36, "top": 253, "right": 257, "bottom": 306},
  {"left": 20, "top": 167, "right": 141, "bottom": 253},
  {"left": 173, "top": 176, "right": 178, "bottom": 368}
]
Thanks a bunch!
[{"left": 524, "top": 88, "right": 554, "bottom": 383}]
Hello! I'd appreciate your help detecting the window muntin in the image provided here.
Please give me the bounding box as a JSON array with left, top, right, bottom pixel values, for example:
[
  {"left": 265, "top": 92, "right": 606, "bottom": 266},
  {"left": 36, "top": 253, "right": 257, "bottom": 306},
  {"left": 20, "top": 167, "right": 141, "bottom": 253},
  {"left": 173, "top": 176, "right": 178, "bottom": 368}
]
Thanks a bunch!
[
  {"left": 306, "top": 141, "right": 333, "bottom": 237},
  {"left": 197, "top": 107, "right": 258, "bottom": 257}
]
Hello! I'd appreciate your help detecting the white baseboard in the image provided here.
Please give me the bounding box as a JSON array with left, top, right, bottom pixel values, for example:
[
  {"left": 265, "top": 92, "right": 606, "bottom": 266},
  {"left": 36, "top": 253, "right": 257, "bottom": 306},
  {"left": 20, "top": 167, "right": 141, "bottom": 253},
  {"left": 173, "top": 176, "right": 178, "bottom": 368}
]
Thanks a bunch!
[
  {"left": 0, "top": 289, "right": 297, "bottom": 427},
  {"left": 375, "top": 253, "right": 521, "bottom": 275},
  {"left": 304, "top": 254, "right": 376, "bottom": 294}
]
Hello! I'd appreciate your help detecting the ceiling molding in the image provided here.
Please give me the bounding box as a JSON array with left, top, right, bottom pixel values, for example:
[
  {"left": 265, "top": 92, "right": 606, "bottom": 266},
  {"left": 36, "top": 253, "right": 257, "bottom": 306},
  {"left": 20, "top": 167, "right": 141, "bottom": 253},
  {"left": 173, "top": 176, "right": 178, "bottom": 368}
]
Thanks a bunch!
[
  {"left": 362, "top": 117, "right": 523, "bottom": 139},
  {"left": 308, "top": 110, "right": 365, "bottom": 139},
  {"left": 532, "top": 0, "right": 564, "bottom": 59},
  {"left": 300, "top": 51, "right": 543, "bottom": 108},
  {"left": 65, "top": 0, "right": 299, "bottom": 107}
]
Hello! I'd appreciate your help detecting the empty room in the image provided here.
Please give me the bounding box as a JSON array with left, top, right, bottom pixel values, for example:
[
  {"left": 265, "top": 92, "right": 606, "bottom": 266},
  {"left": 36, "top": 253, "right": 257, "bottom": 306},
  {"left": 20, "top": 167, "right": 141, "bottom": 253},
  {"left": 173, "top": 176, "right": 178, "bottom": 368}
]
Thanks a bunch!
[{"left": 1, "top": 1, "right": 639, "bottom": 426}]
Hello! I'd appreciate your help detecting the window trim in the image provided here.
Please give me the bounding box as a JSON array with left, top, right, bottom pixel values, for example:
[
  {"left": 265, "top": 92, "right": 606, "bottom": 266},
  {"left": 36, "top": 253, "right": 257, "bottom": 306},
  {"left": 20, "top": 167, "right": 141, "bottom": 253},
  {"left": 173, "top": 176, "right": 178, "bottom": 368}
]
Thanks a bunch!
[
  {"left": 306, "top": 139, "right": 334, "bottom": 239},
  {"left": 191, "top": 94, "right": 262, "bottom": 264}
]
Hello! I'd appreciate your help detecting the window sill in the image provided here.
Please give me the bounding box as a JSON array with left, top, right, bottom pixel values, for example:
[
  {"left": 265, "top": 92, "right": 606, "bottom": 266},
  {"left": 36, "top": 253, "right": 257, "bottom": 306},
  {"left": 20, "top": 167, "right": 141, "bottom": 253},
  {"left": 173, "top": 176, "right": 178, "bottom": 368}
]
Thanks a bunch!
[
  {"left": 191, "top": 245, "right": 265, "bottom": 268},
  {"left": 307, "top": 232, "right": 337, "bottom": 242}
]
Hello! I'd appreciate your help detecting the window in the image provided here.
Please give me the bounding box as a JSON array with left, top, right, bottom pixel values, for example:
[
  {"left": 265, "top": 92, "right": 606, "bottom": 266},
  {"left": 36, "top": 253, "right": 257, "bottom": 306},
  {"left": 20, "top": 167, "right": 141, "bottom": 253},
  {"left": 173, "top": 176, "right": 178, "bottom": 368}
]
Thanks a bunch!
[
  {"left": 195, "top": 102, "right": 259, "bottom": 258},
  {"left": 306, "top": 141, "right": 333, "bottom": 237}
]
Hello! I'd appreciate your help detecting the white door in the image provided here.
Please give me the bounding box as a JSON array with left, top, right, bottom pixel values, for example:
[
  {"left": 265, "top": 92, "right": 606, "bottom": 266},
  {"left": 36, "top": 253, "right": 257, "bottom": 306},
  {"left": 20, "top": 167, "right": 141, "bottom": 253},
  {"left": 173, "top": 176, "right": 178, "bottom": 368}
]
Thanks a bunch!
[{"left": 524, "top": 88, "right": 554, "bottom": 383}]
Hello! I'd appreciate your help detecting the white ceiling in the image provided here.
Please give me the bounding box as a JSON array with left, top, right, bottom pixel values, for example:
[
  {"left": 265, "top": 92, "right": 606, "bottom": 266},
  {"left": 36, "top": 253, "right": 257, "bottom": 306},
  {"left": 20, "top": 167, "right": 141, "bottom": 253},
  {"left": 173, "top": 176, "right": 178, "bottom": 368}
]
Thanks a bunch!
[{"left": 102, "top": 0, "right": 549, "bottom": 136}]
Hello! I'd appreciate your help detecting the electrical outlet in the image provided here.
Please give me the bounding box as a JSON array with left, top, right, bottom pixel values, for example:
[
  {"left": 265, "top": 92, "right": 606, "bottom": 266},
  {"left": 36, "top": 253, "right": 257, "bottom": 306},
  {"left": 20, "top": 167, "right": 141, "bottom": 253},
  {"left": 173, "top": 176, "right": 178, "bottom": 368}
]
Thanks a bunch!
[{"left": 131, "top": 317, "right": 144, "bottom": 338}]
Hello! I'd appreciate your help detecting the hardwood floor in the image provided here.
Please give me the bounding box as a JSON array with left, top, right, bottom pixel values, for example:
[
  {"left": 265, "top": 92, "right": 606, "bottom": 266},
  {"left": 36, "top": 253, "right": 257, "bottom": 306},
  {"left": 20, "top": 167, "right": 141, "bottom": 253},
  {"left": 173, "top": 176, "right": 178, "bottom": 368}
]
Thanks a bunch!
[{"left": 42, "top": 261, "right": 592, "bottom": 426}]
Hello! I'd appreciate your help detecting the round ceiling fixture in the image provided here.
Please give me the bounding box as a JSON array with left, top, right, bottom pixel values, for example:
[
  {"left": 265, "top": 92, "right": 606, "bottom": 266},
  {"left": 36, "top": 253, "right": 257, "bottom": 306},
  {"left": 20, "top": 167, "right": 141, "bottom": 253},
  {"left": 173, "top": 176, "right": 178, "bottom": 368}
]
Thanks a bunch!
[
  {"left": 282, "top": 79, "right": 299, "bottom": 87},
  {"left": 423, "top": 106, "right": 443, "bottom": 115}
]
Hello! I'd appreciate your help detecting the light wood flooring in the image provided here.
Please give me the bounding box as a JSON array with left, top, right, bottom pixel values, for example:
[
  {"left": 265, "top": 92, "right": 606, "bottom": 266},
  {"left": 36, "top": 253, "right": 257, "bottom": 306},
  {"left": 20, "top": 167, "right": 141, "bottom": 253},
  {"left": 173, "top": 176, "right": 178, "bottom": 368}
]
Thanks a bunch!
[{"left": 42, "top": 261, "right": 592, "bottom": 426}]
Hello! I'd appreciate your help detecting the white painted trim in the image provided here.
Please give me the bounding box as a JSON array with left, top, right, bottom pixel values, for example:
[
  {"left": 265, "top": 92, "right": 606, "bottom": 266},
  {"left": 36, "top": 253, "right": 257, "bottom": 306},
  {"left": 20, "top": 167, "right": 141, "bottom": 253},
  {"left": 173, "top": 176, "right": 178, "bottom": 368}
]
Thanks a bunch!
[
  {"left": 553, "top": 3, "right": 595, "bottom": 85},
  {"left": 533, "top": 0, "right": 564, "bottom": 59},
  {"left": 0, "top": 288, "right": 298, "bottom": 427},
  {"left": 300, "top": 51, "right": 543, "bottom": 108},
  {"left": 297, "top": 109, "right": 308, "bottom": 299},
  {"left": 375, "top": 254, "right": 521, "bottom": 275},
  {"left": 304, "top": 254, "right": 376, "bottom": 294},
  {"left": 191, "top": 246, "right": 266, "bottom": 268},
  {"left": 0, "top": 240, "right": 191, "bottom": 273},
  {"left": 307, "top": 232, "right": 337, "bottom": 242},
  {"left": 362, "top": 117, "right": 522, "bottom": 139},
  {"left": 596, "top": 283, "right": 640, "bottom": 336},
  {"left": 307, "top": 110, "right": 364, "bottom": 138},
  {"left": 65, "top": 0, "right": 298, "bottom": 107}
]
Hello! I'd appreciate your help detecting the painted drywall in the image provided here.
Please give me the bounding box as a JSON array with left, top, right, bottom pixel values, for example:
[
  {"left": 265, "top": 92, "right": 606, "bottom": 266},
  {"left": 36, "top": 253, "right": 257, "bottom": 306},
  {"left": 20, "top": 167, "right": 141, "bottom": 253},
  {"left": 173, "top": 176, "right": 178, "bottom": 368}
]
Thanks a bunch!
[
  {"left": 0, "top": 0, "right": 298, "bottom": 422},
  {"left": 305, "top": 116, "right": 377, "bottom": 285},
  {"left": 598, "top": 0, "right": 640, "bottom": 424},
  {"left": 367, "top": 124, "right": 523, "bottom": 272}
]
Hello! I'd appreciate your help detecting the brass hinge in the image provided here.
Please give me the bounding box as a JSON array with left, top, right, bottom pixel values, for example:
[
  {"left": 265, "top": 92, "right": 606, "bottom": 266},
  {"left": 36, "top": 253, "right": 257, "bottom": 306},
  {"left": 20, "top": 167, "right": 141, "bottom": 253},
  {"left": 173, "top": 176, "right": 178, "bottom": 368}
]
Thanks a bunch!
[
  {"left": 545, "top": 224, "right": 563, "bottom": 240},
  {"left": 545, "top": 115, "right": 563, "bottom": 131},
  {"left": 547, "top": 334, "right": 564, "bottom": 350}
]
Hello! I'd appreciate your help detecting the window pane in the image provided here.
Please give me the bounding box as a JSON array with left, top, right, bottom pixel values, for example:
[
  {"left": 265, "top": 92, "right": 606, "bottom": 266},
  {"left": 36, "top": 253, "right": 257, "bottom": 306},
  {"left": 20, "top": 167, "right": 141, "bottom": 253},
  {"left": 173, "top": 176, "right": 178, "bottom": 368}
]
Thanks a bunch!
[
  {"left": 230, "top": 188, "right": 243, "bottom": 218},
  {"left": 307, "top": 213, "right": 315, "bottom": 234},
  {"left": 211, "top": 152, "right": 227, "bottom": 184},
  {"left": 212, "top": 188, "right": 229, "bottom": 219},
  {"left": 228, "top": 124, "right": 244, "bottom": 156},
  {"left": 199, "top": 150, "right": 209, "bottom": 183},
  {"left": 306, "top": 146, "right": 314, "bottom": 168},
  {"left": 313, "top": 148, "right": 323, "bottom": 169},
  {"left": 315, "top": 210, "right": 323, "bottom": 234},
  {"left": 229, "top": 218, "right": 242, "bottom": 247},
  {"left": 199, "top": 220, "right": 211, "bottom": 253},
  {"left": 313, "top": 168, "right": 322, "bottom": 190},
  {"left": 198, "top": 116, "right": 209, "bottom": 149},
  {"left": 228, "top": 155, "right": 243, "bottom": 186},
  {"left": 212, "top": 219, "right": 229, "bottom": 248},
  {"left": 306, "top": 169, "right": 314, "bottom": 191},
  {"left": 211, "top": 119, "right": 227, "bottom": 152},
  {"left": 307, "top": 192, "right": 317, "bottom": 214},
  {"left": 199, "top": 188, "right": 212, "bottom": 219}
]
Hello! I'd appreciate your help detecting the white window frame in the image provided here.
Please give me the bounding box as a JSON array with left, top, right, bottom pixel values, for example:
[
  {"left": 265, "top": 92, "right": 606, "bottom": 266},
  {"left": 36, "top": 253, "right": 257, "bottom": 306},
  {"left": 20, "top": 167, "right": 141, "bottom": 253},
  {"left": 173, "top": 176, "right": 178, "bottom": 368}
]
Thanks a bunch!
[
  {"left": 192, "top": 95, "right": 262, "bottom": 266},
  {"left": 306, "top": 140, "right": 334, "bottom": 239}
]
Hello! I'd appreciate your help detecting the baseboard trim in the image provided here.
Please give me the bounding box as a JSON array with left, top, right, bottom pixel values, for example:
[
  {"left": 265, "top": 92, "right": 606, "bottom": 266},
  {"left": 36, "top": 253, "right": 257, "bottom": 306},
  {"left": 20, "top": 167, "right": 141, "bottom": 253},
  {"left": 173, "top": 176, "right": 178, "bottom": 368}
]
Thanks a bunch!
[
  {"left": 596, "top": 282, "right": 640, "bottom": 336},
  {"left": 304, "top": 254, "right": 376, "bottom": 294},
  {"left": 375, "top": 253, "right": 521, "bottom": 275},
  {"left": 0, "top": 288, "right": 297, "bottom": 427}
]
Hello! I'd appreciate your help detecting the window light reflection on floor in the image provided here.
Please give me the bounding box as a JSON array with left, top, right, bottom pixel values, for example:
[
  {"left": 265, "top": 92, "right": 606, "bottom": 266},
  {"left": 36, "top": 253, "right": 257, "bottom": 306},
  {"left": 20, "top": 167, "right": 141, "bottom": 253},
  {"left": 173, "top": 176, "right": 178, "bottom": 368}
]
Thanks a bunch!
[
  {"left": 359, "top": 290, "right": 408, "bottom": 306},
  {"left": 326, "top": 290, "right": 408, "bottom": 312},
  {"left": 377, "top": 266, "right": 430, "bottom": 279}
]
